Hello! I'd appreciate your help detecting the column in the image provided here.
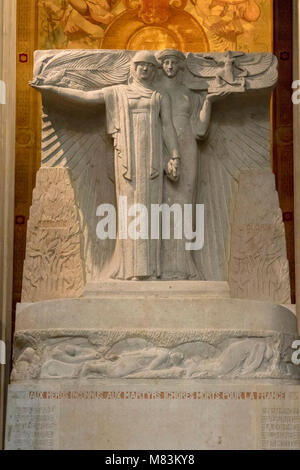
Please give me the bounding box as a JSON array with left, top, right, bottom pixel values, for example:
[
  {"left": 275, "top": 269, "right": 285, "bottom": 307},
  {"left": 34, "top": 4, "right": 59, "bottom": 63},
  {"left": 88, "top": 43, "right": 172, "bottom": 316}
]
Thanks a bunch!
[{"left": 0, "top": 0, "right": 16, "bottom": 449}]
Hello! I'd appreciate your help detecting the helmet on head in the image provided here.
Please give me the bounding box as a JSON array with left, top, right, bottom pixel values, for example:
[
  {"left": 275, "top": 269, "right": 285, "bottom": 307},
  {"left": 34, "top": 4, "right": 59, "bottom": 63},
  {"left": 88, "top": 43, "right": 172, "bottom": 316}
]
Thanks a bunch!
[{"left": 131, "top": 51, "right": 159, "bottom": 67}]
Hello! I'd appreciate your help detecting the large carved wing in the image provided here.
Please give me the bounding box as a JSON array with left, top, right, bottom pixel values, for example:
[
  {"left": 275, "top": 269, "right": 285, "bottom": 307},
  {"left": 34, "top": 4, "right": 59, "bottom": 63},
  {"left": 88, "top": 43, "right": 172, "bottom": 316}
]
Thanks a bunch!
[
  {"left": 235, "top": 53, "right": 274, "bottom": 75},
  {"left": 41, "top": 100, "right": 116, "bottom": 283},
  {"left": 238, "top": 54, "right": 278, "bottom": 89},
  {"left": 36, "top": 50, "right": 134, "bottom": 283},
  {"left": 184, "top": 52, "right": 280, "bottom": 285},
  {"left": 185, "top": 54, "right": 222, "bottom": 78},
  {"left": 194, "top": 92, "right": 274, "bottom": 282},
  {"left": 34, "top": 50, "right": 131, "bottom": 89}
]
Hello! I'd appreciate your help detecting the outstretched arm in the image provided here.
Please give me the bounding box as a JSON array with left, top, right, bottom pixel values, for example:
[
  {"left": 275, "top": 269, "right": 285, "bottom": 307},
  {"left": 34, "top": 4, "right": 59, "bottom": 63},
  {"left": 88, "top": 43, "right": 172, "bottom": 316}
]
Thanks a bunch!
[{"left": 30, "top": 83, "right": 105, "bottom": 106}]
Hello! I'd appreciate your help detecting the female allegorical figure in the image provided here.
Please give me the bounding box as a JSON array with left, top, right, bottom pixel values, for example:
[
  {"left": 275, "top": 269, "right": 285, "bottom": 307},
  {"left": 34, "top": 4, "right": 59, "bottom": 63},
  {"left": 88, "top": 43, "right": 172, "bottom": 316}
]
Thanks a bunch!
[
  {"left": 156, "top": 49, "right": 219, "bottom": 280},
  {"left": 32, "top": 51, "right": 181, "bottom": 280}
]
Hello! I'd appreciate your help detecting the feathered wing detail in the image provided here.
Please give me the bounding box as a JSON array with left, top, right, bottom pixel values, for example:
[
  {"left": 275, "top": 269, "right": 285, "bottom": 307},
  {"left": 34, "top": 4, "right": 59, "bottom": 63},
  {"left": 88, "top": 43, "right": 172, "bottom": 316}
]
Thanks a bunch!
[
  {"left": 185, "top": 52, "right": 278, "bottom": 90},
  {"left": 245, "top": 57, "right": 278, "bottom": 89},
  {"left": 41, "top": 103, "right": 116, "bottom": 282},
  {"left": 185, "top": 52, "right": 278, "bottom": 284},
  {"left": 237, "top": 53, "right": 278, "bottom": 89},
  {"left": 34, "top": 50, "right": 132, "bottom": 90},
  {"left": 33, "top": 50, "right": 136, "bottom": 284},
  {"left": 194, "top": 93, "right": 272, "bottom": 281},
  {"left": 236, "top": 53, "right": 274, "bottom": 75},
  {"left": 186, "top": 54, "right": 221, "bottom": 78}
]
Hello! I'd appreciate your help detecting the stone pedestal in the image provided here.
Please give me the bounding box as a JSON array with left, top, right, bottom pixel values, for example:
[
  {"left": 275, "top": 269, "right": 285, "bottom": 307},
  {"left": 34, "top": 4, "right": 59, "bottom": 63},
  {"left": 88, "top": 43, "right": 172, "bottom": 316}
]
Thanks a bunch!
[
  {"left": 10, "top": 283, "right": 300, "bottom": 382},
  {"left": 5, "top": 282, "right": 300, "bottom": 449}
]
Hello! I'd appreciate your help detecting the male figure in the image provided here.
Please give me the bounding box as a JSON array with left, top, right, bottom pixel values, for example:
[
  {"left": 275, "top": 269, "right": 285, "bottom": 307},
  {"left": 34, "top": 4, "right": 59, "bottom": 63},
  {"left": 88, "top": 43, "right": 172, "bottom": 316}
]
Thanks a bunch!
[{"left": 156, "top": 49, "right": 226, "bottom": 279}]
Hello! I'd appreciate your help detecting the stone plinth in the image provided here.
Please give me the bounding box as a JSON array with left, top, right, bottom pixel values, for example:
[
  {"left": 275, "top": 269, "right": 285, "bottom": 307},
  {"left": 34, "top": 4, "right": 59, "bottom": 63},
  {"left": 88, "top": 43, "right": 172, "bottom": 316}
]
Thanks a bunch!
[
  {"left": 15, "top": 287, "right": 297, "bottom": 333},
  {"left": 9, "top": 285, "right": 300, "bottom": 383},
  {"left": 83, "top": 280, "right": 231, "bottom": 298},
  {"left": 7, "top": 284, "right": 300, "bottom": 449}
]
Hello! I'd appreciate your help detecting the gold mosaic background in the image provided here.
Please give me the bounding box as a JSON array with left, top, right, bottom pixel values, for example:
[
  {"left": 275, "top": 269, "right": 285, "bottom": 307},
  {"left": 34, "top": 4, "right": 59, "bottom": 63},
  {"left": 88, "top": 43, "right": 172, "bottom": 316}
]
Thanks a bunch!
[
  {"left": 37, "top": 0, "right": 272, "bottom": 52},
  {"left": 14, "top": 0, "right": 274, "bottom": 306}
]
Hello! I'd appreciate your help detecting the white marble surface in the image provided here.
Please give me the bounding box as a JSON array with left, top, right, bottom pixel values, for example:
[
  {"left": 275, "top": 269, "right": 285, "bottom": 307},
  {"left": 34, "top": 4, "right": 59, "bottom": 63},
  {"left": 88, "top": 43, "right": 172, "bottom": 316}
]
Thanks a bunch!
[
  {"left": 15, "top": 296, "right": 298, "bottom": 332},
  {"left": 22, "top": 49, "right": 286, "bottom": 301}
]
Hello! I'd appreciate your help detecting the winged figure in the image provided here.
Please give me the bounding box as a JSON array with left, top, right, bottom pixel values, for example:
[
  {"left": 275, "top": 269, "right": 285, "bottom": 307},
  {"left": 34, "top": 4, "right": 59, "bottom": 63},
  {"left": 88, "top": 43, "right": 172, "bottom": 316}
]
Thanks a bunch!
[
  {"left": 31, "top": 50, "right": 183, "bottom": 282},
  {"left": 26, "top": 49, "right": 283, "bottom": 298}
]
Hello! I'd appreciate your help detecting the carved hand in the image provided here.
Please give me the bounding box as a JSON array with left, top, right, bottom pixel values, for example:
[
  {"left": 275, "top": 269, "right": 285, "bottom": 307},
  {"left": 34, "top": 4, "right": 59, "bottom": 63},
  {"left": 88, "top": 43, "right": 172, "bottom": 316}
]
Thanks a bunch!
[
  {"left": 29, "top": 78, "right": 45, "bottom": 87},
  {"left": 206, "top": 91, "right": 231, "bottom": 103},
  {"left": 167, "top": 157, "right": 180, "bottom": 182},
  {"left": 29, "top": 81, "right": 53, "bottom": 92}
]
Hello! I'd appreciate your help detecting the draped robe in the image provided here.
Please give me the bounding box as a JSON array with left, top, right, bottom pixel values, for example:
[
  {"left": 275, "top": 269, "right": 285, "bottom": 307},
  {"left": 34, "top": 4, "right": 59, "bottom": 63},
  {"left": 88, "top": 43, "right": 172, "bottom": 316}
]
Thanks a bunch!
[{"left": 102, "top": 81, "right": 165, "bottom": 279}]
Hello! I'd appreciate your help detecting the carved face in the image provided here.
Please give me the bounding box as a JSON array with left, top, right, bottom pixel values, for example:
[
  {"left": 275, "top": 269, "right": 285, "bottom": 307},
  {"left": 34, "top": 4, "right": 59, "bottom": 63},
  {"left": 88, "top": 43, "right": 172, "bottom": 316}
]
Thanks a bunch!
[
  {"left": 134, "top": 62, "right": 155, "bottom": 81},
  {"left": 162, "top": 57, "right": 182, "bottom": 78}
]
